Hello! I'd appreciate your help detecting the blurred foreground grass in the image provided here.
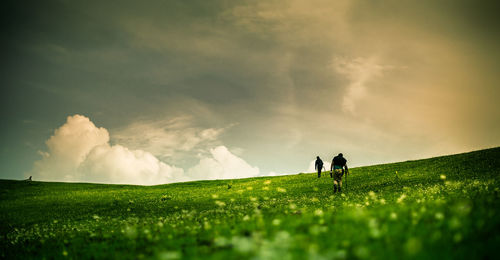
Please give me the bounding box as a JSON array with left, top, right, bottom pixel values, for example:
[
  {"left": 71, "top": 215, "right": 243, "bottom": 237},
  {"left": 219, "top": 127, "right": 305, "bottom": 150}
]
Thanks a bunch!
[{"left": 1, "top": 147, "right": 499, "bottom": 259}]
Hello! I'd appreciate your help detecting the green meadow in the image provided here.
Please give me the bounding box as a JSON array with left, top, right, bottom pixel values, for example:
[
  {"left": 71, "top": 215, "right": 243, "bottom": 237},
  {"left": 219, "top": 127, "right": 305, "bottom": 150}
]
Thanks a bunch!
[{"left": 1, "top": 148, "right": 499, "bottom": 259}]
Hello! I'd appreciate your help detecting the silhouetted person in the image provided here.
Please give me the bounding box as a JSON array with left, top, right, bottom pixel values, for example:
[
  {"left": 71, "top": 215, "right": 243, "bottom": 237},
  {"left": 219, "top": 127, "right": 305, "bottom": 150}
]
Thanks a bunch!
[
  {"left": 315, "top": 156, "right": 324, "bottom": 178},
  {"left": 330, "top": 153, "right": 348, "bottom": 192}
]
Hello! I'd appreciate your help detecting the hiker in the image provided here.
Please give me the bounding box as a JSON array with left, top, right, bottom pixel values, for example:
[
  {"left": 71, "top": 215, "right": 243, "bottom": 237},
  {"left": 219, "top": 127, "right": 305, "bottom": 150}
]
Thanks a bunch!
[
  {"left": 330, "top": 153, "right": 348, "bottom": 192},
  {"left": 315, "top": 156, "right": 324, "bottom": 178}
]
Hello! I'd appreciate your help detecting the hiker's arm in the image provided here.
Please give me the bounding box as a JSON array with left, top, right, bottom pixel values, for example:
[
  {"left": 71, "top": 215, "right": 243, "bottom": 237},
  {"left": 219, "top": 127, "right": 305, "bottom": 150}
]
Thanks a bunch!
[{"left": 345, "top": 165, "right": 349, "bottom": 174}]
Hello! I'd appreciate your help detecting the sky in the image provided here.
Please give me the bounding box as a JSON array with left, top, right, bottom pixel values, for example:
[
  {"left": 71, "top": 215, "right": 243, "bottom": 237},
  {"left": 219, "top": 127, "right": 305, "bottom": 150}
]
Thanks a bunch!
[{"left": 1, "top": 0, "right": 499, "bottom": 184}]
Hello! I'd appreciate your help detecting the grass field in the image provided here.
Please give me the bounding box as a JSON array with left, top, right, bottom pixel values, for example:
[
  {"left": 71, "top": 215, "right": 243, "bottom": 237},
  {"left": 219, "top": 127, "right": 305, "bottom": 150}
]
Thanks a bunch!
[{"left": 1, "top": 147, "right": 499, "bottom": 259}]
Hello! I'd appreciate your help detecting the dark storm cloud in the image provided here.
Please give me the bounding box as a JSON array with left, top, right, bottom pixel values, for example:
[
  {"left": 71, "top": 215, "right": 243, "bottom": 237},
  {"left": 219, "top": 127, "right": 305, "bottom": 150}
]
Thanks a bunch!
[{"left": 1, "top": 0, "right": 499, "bottom": 180}]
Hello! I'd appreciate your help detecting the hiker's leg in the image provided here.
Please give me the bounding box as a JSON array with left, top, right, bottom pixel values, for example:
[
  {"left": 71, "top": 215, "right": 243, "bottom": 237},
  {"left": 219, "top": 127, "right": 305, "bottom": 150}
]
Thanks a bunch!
[
  {"left": 338, "top": 180, "right": 342, "bottom": 192},
  {"left": 333, "top": 180, "right": 338, "bottom": 192},
  {"left": 318, "top": 169, "right": 321, "bottom": 178}
]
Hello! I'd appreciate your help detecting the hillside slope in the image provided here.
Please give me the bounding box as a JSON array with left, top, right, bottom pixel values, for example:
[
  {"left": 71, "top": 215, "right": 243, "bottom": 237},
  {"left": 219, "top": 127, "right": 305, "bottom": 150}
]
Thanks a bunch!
[{"left": 1, "top": 147, "right": 499, "bottom": 259}]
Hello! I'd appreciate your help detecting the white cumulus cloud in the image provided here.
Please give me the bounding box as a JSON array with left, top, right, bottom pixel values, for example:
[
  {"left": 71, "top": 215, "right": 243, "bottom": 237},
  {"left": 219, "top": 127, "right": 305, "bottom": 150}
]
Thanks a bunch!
[
  {"left": 31, "top": 115, "right": 185, "bottom": 185},
  {"left": 30, "top": 115, "right": 265, "bottom": 184},
  {"left": 79, "top": 144, "right": 186, "bottom": 185},
  {"left": 186, "top": 146, "right": 260, "bottom": 180}
]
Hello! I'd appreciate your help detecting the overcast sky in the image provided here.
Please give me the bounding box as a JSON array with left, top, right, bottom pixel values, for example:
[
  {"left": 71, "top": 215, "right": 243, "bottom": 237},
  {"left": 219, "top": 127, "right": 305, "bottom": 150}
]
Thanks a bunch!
[{"left": 1, "top": 0, "right": 499, "bottom": 184}]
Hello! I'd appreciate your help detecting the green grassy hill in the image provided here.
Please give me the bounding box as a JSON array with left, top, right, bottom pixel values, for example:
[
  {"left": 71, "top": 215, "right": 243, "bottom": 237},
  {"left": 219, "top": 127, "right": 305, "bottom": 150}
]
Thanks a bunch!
[{"left": 1, "top": 147, "right": 500, "bottom": 259}]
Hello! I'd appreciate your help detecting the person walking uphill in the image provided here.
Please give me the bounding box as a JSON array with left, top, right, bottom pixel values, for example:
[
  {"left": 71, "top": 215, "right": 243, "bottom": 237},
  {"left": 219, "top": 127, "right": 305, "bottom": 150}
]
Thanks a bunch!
[
  {"left": 330, "top": 153, "right": 349, "bottom": 192},
  {"left": 315, "top": 156, "right": 324, "bottom": 178}
]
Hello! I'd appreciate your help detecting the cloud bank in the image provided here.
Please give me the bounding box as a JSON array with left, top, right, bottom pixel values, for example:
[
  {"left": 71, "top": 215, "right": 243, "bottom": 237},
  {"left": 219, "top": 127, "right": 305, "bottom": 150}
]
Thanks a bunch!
[
  {"left": 112, "top": 116, "right": 228, "bottom": 163},
  {"left": 186, "top": 146, "right": 259, "bottom": 180},
  {"left": 31, "top": 115, "right": 264, "bottom": 185}
]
